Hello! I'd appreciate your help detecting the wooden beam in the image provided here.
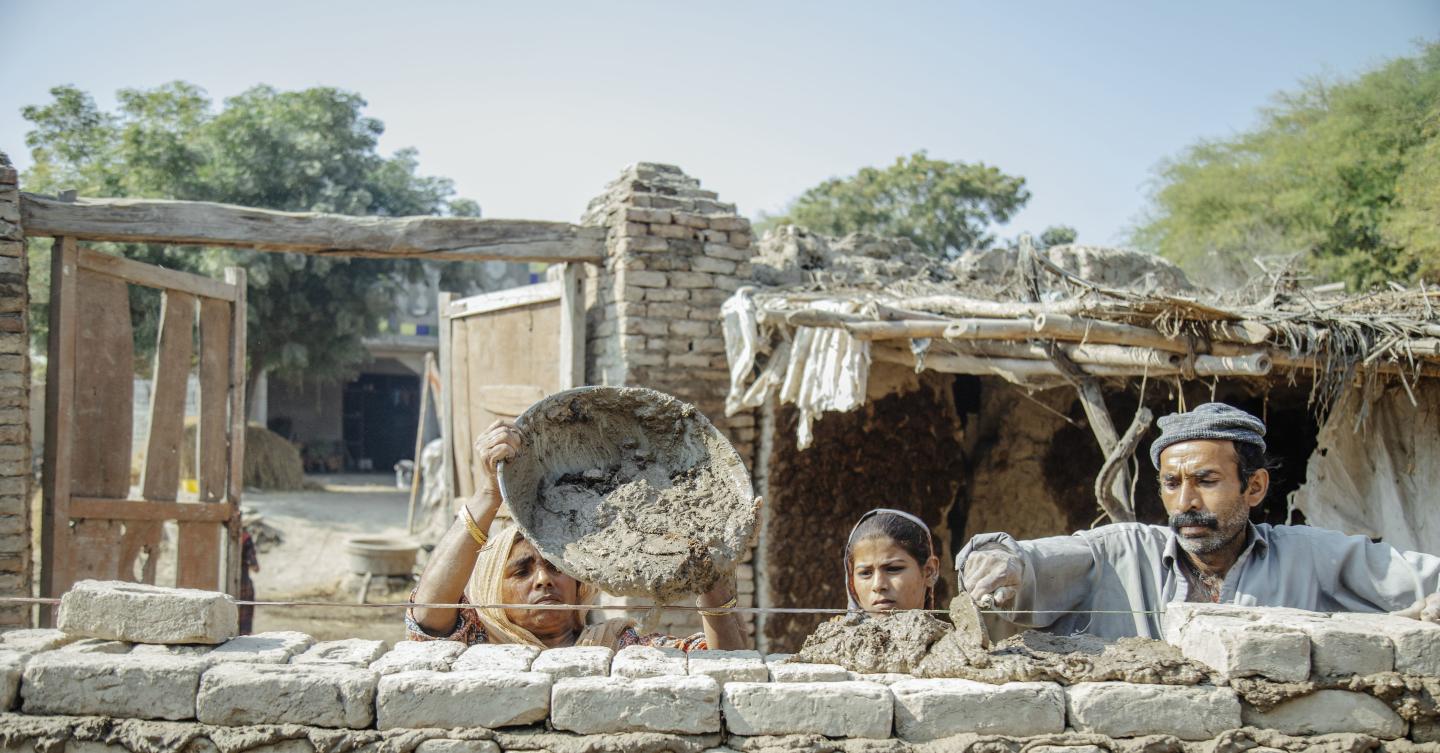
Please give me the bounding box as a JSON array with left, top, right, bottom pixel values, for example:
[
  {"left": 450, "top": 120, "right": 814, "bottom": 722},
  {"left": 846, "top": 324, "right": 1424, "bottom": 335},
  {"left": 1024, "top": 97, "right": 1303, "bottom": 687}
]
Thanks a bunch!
[
  {"left": 448, "top": 280, "right": 563, "bottom": 318},
  {"left": 21, "top": 193, "right": 608, "bottom": 263},
  {"left": 70, "top": 499, "right": 235, "bottom": 523},
  {"left": 78, "top": 246, "right": 239, "bottom": 301}
]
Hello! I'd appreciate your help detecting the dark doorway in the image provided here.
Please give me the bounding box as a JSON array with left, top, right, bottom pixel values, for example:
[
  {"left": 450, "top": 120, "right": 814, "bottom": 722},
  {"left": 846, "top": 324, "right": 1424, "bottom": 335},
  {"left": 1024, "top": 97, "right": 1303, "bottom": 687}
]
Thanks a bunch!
[{"left": 342, "top": 373, "right": 420, "bottom": 472}]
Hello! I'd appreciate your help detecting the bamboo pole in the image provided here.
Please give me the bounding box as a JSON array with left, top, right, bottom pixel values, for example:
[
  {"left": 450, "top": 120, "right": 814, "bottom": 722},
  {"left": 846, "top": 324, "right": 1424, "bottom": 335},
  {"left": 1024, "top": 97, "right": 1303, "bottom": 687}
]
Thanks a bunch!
[
  {"left": 891, "top": 295, "right": 1091, "bottom": 319},
  {"left": 1033, "top": 314, "right": 1191, "bottom": 353}
]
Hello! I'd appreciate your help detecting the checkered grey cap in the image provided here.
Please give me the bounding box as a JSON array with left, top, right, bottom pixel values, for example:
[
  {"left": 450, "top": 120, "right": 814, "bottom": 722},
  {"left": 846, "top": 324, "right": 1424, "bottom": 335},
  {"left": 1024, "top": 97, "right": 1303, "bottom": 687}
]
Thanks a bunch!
[{"left": 1149, "top": 402, "right": 1266, "bottom": 469}]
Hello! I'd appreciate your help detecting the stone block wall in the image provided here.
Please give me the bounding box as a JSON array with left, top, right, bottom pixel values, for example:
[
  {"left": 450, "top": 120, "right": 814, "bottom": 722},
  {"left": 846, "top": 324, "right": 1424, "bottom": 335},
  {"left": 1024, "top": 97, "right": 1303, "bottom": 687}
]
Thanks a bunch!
[
  {"left": 579, "top": 164, "right": 759, "bottom": 642},
  {"left": 1, "top": 604, "right": 1438, "bottom": 750},
  {"left": 0, "top": 151, "right": 30, "bottom": 630}
]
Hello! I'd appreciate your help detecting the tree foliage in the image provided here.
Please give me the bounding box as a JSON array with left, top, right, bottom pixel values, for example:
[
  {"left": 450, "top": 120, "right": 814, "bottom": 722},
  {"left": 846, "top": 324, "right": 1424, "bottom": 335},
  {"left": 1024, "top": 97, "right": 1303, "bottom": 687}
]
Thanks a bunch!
[
  {"left": 1132, "top": 42, "right": 1440, "bottom": 288},
  {"left": 22, "top": 82, "right": 484, "bottom": 384},
  {"left": 765, "top": 151, "right": 1031, "bottom": 257}
]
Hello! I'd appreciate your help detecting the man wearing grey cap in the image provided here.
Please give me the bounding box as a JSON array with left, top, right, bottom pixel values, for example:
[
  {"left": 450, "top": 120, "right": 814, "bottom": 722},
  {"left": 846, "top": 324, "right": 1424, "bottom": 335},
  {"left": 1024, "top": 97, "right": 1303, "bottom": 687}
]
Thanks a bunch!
[{"left": 956, "top": 402, "right": 1440, "bottom": 640}]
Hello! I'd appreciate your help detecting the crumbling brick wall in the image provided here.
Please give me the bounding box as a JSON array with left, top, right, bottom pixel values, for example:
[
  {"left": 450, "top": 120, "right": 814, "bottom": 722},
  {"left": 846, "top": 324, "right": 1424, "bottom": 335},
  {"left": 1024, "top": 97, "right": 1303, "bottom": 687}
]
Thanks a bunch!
[
  {"left": 579, "top": 164, "right": 759, "bottom": 642},
  {"left": 0, "top": 151, "right": 30, "bottom": 630}
]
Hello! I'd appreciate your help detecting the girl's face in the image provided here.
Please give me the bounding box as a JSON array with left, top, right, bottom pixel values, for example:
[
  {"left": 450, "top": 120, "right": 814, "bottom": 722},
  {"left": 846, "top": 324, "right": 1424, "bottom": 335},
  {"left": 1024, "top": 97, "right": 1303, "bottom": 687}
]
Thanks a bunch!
[{"left": 849, "top": 535, "right": 939, "bottom": 614}]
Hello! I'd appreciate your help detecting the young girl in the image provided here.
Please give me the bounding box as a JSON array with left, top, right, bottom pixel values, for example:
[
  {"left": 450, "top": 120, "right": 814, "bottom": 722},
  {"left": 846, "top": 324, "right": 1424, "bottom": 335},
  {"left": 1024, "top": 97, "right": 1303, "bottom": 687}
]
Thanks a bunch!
[{"left": 844, "top": 508, "right": 941, "bottom": 614}]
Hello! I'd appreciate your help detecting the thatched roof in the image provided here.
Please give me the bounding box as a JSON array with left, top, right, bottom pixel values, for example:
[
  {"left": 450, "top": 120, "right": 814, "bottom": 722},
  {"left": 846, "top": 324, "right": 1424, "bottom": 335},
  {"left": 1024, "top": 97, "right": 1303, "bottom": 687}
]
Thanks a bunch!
[{"left": 724, "top": 227, "right": 1439, "bottom": 425}]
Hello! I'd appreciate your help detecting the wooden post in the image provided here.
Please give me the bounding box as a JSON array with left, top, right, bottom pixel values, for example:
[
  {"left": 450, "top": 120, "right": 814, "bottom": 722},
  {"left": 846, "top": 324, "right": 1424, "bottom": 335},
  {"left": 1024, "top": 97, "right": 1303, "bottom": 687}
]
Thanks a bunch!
[
  {"left": 406, "top": 353, "right": 436, "bottom": 534},
  {"left": 40, "top": 236, "right": 79, "bottom": 610},
  {"left": 437, "top": 292, "right": 456, "bottom": 511},
  {"left": 224, "top": 267, "right": 247, "bottom": 596},
  {"left": 558, "top": 263, "right": 587, "bottom": 390}
]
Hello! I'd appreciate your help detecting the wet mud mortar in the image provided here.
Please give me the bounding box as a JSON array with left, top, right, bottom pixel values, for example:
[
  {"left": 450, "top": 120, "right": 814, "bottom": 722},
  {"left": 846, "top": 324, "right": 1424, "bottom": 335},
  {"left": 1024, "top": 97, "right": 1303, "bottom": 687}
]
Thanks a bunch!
[{"left": 501, "top": 387, "right": 756, "bottom": 604}]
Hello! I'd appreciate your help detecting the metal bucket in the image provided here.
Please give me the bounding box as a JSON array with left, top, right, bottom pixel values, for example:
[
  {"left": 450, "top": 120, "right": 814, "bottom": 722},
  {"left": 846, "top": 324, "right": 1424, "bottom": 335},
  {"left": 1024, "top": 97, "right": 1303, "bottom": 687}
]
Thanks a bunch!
[{"left": 499, "top": 386, "right": 755, "bottom": 602}]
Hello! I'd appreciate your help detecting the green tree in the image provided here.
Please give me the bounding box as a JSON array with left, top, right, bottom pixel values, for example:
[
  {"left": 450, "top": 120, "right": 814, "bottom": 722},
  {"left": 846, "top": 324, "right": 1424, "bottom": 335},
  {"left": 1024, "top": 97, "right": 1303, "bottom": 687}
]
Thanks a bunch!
[
  {"left": 1132, "top": 42, "right": 1440, "bottom": 288},
  {"left": 1039, "top": 225, "right": 1078, "bottom": 248},
  {"left": 22, "top": 82, "right": 487, "bottom": 389},
  {"left": 765, "top": 151, "right": 1031, "bottom": 256}
]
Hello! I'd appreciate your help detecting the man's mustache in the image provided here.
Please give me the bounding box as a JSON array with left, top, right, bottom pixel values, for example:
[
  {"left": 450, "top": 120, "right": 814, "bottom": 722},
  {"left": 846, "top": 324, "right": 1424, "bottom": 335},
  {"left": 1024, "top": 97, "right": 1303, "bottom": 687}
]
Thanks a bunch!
[{"left": 1169, "top": 510, "right": 1219, "bottom": 531}]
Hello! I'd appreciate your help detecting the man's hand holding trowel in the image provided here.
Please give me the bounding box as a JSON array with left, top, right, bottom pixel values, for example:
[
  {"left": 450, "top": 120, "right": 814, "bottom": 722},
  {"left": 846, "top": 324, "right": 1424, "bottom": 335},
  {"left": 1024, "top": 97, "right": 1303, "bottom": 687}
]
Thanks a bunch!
[{"left": 959, "top": 547, "right": 1023, "bottom": 610}]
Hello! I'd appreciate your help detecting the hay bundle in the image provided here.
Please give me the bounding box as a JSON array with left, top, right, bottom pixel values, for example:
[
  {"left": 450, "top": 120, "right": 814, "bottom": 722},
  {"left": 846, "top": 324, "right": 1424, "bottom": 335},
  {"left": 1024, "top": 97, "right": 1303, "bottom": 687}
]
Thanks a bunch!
[{"left": 181, "top": 421, "right": 306, "bottom": 491}]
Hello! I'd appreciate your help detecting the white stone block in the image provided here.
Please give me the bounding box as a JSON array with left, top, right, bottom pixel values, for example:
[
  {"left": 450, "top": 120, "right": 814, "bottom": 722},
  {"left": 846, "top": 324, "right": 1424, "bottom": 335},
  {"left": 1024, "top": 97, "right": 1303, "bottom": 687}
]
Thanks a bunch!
[
  {"left": 57, "top": 580, "right": 238, "bottom": 645},
  {"left": 1242, "top": 690, "right": 1406, "bottom": 739},
  {"left": 552, "top": 675, "right": 720, "bottom": 734},
  {"left": 1302, "top": 622, "right": 1395, "bottom": 677},
  {"left": 0, "top": 650, "right": 24, "bottom": 711},
  {"left": 611, "top": 645, "right": 687, "bottom": 678},
  {"left": 891, "top": 679, "right": 1065, "bottom": 741},
  {"left": 376, "top": 670, "right": 551, "bottom": 729},
  {"left": 290, "top": 638, "right": 387, "bottom": 667},
  {"left": 370, "top": 641, "right": 466, "bottom": 675},
  {"left": 1161, "top": 602, "right": 1312, "bottom": 641},
  {"left": 768, "top": 662, "right": 850, "bottom": 683},
  {"left": 1174, "top": 615, "right": 1310, "bottom": 681},
  {"left": 209, "top": 631, "right": 314, "bottom": 664},
  {"left": 687, "top": 650, "right": 768, "bottom": 684},
  {"left": 21, "top": 653, "right": 205, "bottom": 720},
  {"left": 532, "top": 646, "right": 613, "bottom": 678},
  {"left": 57, "top": 638, "right": 132, "bottom": 654},
  {"left": 415, "top": 741, "right": 499, "bottom": 753},
  {"left": 197, "top": 663, "right": 377, "bottom": 728},
  {"left": 1065, "top": 682, "right": 1241, "bottom": 740},
  {"left": 452, "top": 643, "right": 540, "bottom": 672},
  {"left": 763, "top": 653, "right": 794, "bottom": 664},
  {"left": 1330, "top": 612, "right": 1440, "bottom": 675},
  {"left": 722, "top": 681, "right": 893, "bottom": 739},
  {"left": 0, "top": 629, "right": 75, "bottom": 654}
]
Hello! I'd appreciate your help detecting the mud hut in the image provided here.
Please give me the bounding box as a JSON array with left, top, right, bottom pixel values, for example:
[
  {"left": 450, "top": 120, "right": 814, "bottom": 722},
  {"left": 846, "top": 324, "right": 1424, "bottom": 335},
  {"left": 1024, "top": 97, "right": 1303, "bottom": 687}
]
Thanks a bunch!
[{"left": 723, "top": 227, "right": 1440, "bottom": 653}]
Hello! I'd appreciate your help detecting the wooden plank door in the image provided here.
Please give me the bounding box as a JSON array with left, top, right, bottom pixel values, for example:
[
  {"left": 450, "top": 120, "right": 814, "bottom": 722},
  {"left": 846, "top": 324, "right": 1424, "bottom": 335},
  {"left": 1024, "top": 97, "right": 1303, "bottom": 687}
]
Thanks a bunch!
[
  {"left": 439, "top": 265, "right": 585, "bottom": 508},
  {"left": 41, "top": 241, "right": 247, "bottom": 600}
]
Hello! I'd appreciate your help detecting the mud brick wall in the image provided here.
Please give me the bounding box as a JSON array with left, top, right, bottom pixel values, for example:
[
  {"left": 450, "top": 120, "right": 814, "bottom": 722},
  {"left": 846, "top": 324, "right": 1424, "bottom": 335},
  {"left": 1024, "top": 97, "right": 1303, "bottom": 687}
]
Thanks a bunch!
[
  {"left": 579, "top": 164, "right": 759, "bottom": 642},
  {"left": 0, "top": 152, "right": 30, "bottom": 630},
  {"left": 2, "top": 602, "right": 1439, "bottom": 750}
]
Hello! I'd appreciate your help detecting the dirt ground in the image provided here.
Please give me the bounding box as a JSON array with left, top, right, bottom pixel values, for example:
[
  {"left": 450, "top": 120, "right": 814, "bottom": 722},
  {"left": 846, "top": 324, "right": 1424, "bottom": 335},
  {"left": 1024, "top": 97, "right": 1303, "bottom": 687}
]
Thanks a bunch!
[{"left": 243, "top": 473, "right": 415, "bottom": 643}]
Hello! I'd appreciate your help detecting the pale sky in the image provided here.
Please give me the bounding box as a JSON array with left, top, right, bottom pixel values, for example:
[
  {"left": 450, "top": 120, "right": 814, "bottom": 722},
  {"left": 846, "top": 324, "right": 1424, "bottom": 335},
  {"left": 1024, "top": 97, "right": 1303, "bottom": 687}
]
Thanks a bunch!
[{"left": 1, "top": 1, "right": 1435, "bottom": 245}]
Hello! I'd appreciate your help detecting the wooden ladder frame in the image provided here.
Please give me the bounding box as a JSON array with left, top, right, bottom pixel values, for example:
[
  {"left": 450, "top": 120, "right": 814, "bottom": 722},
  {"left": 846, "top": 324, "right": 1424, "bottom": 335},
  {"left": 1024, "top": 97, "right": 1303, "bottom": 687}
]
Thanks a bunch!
[{"left": 40, "top": 238, "right": 247, "bottom": 602}]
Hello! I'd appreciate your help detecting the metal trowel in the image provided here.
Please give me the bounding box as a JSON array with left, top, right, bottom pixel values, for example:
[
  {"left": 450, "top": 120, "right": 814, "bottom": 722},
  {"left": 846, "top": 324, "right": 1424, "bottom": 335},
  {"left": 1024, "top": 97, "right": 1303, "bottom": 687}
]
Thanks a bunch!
[{"left": 949, "top": 589, "right": 990, "bottom": 650}]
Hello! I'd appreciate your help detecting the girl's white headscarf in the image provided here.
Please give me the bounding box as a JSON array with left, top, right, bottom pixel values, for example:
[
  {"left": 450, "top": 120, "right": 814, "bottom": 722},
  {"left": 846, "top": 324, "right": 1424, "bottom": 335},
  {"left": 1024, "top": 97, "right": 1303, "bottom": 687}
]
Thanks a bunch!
[{"left": 843, "top": 508, "right": 934, "bottom": 611}]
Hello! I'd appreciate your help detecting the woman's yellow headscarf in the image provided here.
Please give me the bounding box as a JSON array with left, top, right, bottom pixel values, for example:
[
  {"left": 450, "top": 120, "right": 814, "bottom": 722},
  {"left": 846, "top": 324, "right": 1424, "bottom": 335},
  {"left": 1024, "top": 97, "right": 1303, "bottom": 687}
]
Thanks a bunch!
[{"left": 464, "top": 521, "right": 632, "bottom": 648}]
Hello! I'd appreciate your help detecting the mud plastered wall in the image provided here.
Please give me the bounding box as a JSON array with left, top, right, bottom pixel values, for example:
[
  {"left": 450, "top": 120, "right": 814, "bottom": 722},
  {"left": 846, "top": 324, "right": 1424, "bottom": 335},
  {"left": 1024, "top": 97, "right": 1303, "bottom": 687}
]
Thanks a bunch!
[
  {"left": 2, "top": 586, "right": 1439, "bottom": 752},
  {"left": 761, "top": 372, "right": 966, "bottom": 653},
  {"left": 0, "top": 151, "right": 30, "bottom": 630}
]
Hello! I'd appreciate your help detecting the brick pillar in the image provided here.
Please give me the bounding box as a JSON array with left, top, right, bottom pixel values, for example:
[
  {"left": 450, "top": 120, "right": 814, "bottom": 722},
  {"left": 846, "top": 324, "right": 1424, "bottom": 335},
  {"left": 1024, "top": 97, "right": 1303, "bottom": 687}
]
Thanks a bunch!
[
  {"left": 0, "top": 151, "right": 32, "bottom": 629},
  {"left": 580, "top": 163, "right": 760, "bottom": 642}
]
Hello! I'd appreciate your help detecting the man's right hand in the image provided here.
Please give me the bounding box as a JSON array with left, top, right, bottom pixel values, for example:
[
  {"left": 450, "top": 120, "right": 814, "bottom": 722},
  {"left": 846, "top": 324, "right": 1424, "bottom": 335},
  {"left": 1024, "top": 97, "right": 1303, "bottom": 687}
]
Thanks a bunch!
[
  {"left": 959, "top": 547, "right": 1023, "bottom": 608},
  {"left": 471, "top": 420, "right": 524, "bottom": 515}
]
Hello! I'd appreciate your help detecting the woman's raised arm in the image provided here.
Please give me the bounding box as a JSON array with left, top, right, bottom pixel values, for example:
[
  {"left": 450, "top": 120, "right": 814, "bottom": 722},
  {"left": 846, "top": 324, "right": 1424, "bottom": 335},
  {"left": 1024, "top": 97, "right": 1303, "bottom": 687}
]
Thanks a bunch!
[{"left": 410, "top": 421, "right": 522, "bottom": 635}]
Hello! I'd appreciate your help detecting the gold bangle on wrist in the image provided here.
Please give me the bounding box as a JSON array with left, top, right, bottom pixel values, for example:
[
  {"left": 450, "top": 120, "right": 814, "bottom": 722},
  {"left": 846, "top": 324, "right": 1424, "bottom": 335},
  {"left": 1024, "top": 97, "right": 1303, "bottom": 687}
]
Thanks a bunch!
[
  {"left": 697, "top": 595, "right": 737, "bottom": 617},
  {"left": 457, "top": 506, "right": 489, "bottom": 548}
]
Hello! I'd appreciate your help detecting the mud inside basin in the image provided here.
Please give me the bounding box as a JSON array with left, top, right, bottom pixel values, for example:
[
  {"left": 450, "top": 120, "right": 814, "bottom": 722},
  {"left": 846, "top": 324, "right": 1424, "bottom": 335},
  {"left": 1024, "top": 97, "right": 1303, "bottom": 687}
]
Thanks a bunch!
[{"left": 499, "top": 386, "right": 756, "bottom": 603}]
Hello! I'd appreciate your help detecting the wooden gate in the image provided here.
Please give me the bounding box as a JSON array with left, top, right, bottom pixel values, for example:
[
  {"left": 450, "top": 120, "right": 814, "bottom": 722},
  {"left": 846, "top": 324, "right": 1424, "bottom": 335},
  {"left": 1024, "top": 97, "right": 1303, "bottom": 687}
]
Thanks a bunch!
[
  {"left": 439, "top": 265, "right": 584, "bottom": 505},
  {"left": 41, "top": 238, "right": 247, "bottom": 598}
]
